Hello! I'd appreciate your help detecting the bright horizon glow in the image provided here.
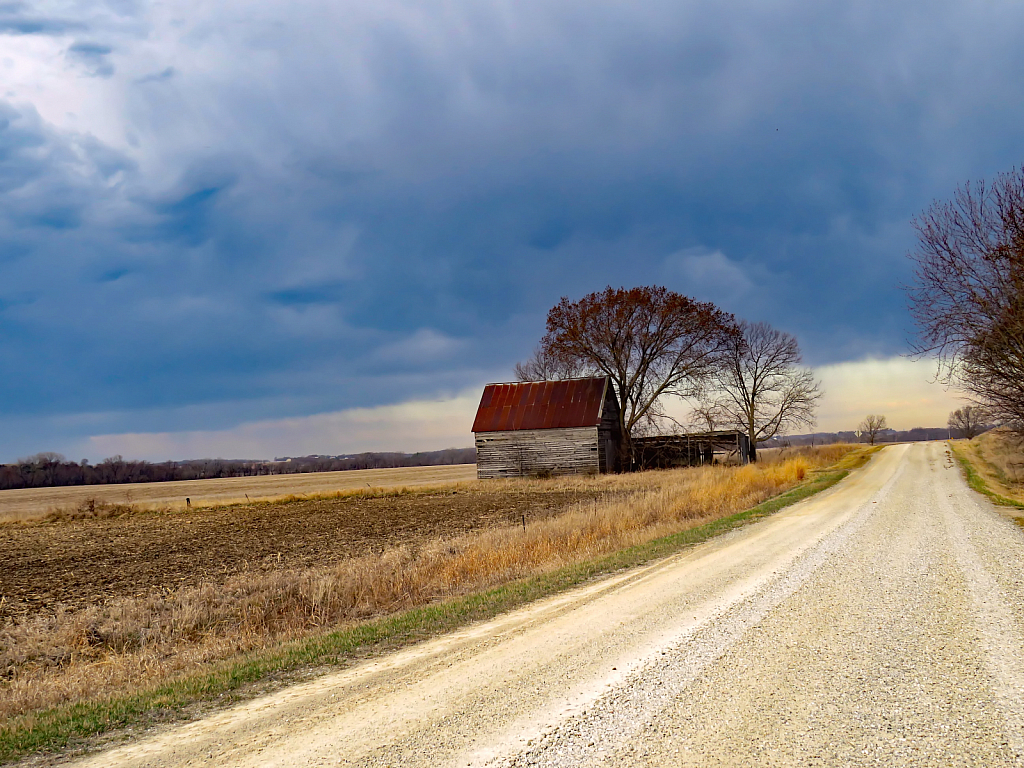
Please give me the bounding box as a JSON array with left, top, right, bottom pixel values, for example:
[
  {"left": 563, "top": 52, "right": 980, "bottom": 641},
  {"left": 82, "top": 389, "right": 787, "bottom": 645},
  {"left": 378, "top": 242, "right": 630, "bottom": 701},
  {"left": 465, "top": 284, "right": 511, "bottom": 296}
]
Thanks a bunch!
[
  {"left": 78, "top": 391, "right": 482, "bottom": 462},
  {"left": 814, "top": 356, "right": 964, "bottom": 434},
  {"left": 66, "top": 356, "right": 968, "bottom": 462}
]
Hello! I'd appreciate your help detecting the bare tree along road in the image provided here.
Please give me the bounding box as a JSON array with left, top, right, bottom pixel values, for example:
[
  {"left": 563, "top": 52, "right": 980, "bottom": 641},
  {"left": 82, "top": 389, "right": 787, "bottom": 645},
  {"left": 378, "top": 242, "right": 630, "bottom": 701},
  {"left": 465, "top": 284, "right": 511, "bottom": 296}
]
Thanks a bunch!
[{"left": 74, "top": 443, "right": 1024, "bottom": 767}]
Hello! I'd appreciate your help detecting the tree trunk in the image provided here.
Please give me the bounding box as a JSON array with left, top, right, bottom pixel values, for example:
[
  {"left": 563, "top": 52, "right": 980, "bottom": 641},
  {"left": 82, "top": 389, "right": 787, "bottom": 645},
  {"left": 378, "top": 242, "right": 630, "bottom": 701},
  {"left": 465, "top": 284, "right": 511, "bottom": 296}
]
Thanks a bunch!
[{"left": 617, "top": 432, "right": 633, "bottom": 473}]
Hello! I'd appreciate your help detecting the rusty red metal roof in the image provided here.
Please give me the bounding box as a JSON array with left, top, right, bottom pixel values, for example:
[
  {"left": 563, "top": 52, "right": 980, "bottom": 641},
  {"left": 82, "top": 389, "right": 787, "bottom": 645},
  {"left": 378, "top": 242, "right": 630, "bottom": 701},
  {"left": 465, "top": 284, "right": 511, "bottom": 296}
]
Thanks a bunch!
[{"left": 472, "top": 377, "right": 610, "bottom": 432}]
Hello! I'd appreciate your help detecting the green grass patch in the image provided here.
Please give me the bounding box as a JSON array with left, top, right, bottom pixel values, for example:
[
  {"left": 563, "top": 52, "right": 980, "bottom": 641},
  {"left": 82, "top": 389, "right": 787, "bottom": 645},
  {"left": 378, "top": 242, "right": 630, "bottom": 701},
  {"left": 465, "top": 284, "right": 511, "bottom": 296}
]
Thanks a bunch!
[{"left": 0, "top": 448, "right": 874, "bottom": 764}]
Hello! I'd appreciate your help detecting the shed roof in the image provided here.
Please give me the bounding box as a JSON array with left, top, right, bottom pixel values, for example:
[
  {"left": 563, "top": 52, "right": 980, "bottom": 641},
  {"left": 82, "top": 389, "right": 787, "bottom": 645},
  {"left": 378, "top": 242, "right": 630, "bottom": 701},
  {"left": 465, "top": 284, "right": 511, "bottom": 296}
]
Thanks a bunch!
[{"left": 472, "top": 377, "right": 611, "bottom": 433}]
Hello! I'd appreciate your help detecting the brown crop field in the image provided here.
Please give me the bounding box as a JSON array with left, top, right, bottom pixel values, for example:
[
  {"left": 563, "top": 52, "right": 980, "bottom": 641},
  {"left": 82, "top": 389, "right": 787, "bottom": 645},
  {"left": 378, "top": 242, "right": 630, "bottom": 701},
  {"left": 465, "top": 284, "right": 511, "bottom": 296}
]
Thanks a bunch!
[
  {"left": 0, "top": 464, "right": 478, "bottom": 523},
  {"left": 0, "top": 483, "right": 611, "bottom": 618}
]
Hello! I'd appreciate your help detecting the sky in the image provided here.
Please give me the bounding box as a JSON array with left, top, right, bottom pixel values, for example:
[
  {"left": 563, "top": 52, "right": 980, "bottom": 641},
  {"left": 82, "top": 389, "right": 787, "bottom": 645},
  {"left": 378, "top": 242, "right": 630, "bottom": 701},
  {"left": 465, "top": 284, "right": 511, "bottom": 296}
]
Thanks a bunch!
[{"left": 1, "top": 0, "right": 1021, "bottom": 462}]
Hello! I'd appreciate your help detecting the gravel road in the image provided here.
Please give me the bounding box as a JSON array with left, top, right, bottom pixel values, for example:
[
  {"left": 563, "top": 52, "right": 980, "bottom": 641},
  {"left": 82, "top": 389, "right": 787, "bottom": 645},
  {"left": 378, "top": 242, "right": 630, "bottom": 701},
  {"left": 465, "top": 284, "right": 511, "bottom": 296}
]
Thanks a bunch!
[{"left": 68, "top": 442, "right": 1024, "bottom": 768}]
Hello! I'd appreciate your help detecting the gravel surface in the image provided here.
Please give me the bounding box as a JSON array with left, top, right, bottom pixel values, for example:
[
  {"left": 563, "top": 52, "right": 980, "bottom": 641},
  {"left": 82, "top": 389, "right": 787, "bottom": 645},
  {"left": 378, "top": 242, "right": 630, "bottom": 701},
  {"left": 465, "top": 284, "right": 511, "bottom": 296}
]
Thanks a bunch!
[{"left": 65, "top": 443, "right": 1024, "bottom": 768}]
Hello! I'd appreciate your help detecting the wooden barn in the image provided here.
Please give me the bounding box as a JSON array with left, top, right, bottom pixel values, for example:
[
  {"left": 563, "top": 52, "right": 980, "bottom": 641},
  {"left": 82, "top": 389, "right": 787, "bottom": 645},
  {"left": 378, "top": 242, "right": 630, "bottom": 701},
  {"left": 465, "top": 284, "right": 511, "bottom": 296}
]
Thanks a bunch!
[{"left": 472, "top": 377, "right": 622, "bottom": 479}]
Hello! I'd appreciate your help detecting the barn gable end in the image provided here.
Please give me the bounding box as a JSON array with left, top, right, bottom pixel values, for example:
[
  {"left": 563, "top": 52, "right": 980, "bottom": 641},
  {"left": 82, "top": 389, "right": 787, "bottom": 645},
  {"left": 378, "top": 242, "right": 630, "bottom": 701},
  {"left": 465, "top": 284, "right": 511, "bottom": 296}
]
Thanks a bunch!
[{"left": 472, "top": 377, "right": 620, "bottom": 479}]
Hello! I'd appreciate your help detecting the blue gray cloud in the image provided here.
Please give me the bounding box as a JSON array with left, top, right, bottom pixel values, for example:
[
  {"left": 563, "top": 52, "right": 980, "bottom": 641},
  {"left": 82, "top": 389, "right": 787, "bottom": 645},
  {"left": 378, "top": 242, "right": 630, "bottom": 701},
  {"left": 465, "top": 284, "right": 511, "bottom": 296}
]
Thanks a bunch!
[
  {"left": 67, "top": 41, "right": 115, "bottom": 77},
  {"left": 2, "top": 0, "right": 1024, "bottom": 459},
  {"left": 0, "top": 2, "right": 84, "bottom": 36}
]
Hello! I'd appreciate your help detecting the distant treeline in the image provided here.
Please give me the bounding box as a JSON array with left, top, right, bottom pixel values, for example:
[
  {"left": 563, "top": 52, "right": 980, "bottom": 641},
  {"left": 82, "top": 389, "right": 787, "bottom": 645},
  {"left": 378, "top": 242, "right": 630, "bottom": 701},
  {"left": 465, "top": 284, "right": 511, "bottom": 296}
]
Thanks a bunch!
[
  {"left": 0, "top": 448, "right": 477, "bottom": 491},
  {"left": 761, "top": 426, "right": 972, "bottom": 447}
]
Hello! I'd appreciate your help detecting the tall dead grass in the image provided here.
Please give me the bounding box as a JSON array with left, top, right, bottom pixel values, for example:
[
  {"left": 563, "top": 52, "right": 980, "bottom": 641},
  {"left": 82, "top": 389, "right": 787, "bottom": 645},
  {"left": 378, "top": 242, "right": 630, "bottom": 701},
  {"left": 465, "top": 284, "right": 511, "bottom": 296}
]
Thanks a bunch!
[
  {"left": 972, "top": 428, "right": 1024, "bottom": 486},
  {"left": 952, "top": 428, "right": 1024, "bottom": 509},
  {"left": 1, "top": 447, "right": 854, "bottom": 722}
]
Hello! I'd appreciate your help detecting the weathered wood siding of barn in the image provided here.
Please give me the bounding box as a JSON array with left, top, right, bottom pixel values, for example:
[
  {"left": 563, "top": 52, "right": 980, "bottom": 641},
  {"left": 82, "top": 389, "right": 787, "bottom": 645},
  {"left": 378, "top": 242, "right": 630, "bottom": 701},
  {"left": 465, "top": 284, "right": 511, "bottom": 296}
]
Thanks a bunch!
[
  {"left": 597, "top": 385, "right": 622, "bottom": 473},
  {"left": 475, "top": 427, "right": 600, "bottom": 479}
]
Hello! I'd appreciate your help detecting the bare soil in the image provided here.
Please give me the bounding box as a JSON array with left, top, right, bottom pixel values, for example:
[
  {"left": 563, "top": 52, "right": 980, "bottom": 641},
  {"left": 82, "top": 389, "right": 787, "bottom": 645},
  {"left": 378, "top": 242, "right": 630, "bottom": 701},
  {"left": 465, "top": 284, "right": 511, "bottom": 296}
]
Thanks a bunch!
[
  {"left": 0, "top": 487, "right": 614, "bottom": 618},
  {"left": 0, "top": 464, "right": 479, "bottom": 523}
]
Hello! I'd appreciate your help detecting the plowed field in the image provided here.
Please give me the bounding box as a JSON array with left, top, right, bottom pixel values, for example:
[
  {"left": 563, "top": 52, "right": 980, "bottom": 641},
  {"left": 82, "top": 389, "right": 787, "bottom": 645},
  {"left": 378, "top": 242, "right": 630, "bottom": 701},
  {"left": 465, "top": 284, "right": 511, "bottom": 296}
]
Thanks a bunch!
[
  {"left": 0, "top": 464, "right": 478, "bottom": 523},
  {"left": 0, "top": 486, "right": 613, "bottom": 618}
]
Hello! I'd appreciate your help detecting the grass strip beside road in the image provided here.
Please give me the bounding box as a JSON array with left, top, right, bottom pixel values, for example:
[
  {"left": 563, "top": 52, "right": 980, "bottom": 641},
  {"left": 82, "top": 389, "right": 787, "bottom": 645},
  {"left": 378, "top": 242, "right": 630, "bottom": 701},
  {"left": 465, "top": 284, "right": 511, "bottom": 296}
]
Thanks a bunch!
[
  {"left": 950, "top": 441, "right": 1024, "bottom": 511},
  {"left": 0, "top": 448, "right": 874, "bottom": 764}
]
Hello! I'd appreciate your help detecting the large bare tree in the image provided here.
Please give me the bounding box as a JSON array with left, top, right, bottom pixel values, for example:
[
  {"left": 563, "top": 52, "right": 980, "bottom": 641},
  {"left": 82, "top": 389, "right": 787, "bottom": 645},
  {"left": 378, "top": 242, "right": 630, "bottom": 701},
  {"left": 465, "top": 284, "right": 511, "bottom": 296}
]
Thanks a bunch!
[
  {"left": 948, "top": 405, "right": 988, "bottom": 439},
  {"left": 700, "top": 320, "right": 821, "bottom": 462},
  {"left": 908, "top": 166, "right": 1024, "bottom": 431},
  {"left": 528, "top": 285, "right": 738, "bottom": 467}
]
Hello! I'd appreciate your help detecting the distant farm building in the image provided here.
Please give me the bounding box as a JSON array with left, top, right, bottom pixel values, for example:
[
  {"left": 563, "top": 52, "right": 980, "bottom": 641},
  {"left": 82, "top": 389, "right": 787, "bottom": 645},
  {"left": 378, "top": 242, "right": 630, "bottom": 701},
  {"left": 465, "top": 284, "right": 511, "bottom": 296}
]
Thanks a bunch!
[{"left": 472, "top": 377, "right": 622, "bottom": 478}]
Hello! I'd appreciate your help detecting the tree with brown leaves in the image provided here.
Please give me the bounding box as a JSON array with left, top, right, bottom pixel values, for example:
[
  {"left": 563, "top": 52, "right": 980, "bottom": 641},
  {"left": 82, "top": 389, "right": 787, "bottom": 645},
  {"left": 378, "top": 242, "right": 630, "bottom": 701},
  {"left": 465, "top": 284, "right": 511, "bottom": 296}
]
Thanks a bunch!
[
  {"left": 527, "top": 285, "right": 738, "bottom": 468},
  {"left": 908, "top": 166, "right": 1024, "bottom": 432}
]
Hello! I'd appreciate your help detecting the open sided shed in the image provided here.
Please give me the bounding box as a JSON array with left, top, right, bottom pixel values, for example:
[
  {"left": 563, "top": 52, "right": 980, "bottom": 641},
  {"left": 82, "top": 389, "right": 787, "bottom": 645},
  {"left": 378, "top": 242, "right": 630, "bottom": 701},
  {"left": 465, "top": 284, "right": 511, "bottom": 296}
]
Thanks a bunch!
[
  {"left": 472, "top": 377, "right": 621, "bottom": 478},
  {"left": 632, "top": 431, "right": 751, "bottom": 468}
]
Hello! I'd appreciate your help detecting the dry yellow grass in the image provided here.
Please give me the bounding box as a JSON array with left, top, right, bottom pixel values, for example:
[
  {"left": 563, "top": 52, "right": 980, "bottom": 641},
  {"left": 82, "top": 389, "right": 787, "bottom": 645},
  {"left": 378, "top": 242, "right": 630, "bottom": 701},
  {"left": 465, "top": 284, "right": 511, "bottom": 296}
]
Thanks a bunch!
[
  {"left": 0, "top": 464, "right": 478, "bottom": 523},
  {"left": 953, "top": 428, "right": 1024, "bottom": 505},
  {"left": 975, "top": 429, "right": 1024, "bottom": 485},
  {"left": 0, "top": 446, "right": 855, "bottom": 723}
]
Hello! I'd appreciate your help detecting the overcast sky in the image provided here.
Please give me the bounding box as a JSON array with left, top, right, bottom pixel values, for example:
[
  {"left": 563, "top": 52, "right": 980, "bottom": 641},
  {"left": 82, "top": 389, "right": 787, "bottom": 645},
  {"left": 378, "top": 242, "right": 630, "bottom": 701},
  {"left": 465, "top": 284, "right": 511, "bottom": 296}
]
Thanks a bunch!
[{"left": 1, "top": 0, "right": 1021, "bottom": 461}]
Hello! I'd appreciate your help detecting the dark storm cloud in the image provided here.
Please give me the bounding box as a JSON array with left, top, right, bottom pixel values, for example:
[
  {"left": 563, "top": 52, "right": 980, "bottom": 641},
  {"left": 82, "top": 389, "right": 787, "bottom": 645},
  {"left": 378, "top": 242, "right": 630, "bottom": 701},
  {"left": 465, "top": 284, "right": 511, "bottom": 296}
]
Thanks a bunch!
[
  {"left": 3, "top": 0, "right": 1024, "bottom": 458},
  {"left": 67, "top": 41, "right": 115, "bottom": 77},
  {"left": 0, "top": 2, "right": 83, "bottom": 35},
  {"left": 135, "top": 66, "right": 175, "bottom": 84}
]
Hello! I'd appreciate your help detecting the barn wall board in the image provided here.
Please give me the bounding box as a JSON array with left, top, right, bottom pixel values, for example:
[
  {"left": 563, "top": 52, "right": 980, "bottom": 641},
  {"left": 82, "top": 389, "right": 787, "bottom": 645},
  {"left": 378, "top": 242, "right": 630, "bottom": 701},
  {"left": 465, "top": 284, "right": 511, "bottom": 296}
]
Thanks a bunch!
[{"left": 475, "top": 427, "right": 601, "bottom": 479}]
